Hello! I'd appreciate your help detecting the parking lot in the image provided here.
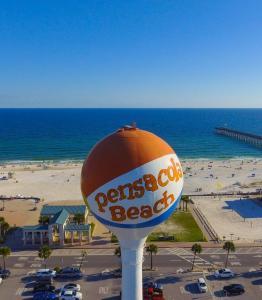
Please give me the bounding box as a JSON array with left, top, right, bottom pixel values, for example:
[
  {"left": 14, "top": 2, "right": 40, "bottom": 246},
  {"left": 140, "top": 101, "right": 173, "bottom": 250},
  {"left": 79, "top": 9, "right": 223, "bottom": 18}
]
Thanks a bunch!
[{"left": 0, "top": 266, "right": 262, "bottom": 299}]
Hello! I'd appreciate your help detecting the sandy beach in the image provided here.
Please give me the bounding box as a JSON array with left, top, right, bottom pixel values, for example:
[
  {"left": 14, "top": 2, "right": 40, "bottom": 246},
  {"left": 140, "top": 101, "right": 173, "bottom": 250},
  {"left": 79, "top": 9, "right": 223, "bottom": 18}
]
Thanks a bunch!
[{"left": 0, "top": 159, "right": 261, "bottom": 242}]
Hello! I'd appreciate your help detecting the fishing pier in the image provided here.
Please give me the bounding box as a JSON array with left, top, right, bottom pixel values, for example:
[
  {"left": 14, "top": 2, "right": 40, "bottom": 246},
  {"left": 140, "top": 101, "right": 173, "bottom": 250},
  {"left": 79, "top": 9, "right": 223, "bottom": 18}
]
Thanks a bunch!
[{"left": 215, "top": 127, "right": 262, "bottom": 148}]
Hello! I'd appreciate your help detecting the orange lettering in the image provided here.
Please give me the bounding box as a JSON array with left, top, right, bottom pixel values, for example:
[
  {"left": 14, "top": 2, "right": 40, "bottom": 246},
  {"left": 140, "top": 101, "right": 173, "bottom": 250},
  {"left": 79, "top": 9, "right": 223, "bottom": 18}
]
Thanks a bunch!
[
  {"left": 118, "top": 183, "right": 136, "bottom": 200},
  {"left": 170, "top": 158, "right": 180, "bottom": 182},
  {"left": 127, "top": 206, "right": 139, "bottom": 219},
  {"left": 110, "top": 206, "right": 126, "bottom": 221},
  {"left": 143, "top": 174, "right": 158, "bottom": 192},
  {"left": 140, "top": 205, "right": 153, "bottom": 219},
  {"left": 95, "top": 192, "right": 108, "bottom": 212},
  {"left": 162, "top": 191, "right": 175, "bottom": 208},
  {"left": 158, "top": 169, "right": 168, "bottom": 187},
  {"left": 107, "top": 188, "right": 119, "bottom": 203},
  {"left": 176, "top": 162, "right": 183, "bottom": 178},
  {"left": 133, "top": 178, "right": 145, "bottom": 198},
  {"left": 153, "top": 198, "right": 165, "bottom": 213}
]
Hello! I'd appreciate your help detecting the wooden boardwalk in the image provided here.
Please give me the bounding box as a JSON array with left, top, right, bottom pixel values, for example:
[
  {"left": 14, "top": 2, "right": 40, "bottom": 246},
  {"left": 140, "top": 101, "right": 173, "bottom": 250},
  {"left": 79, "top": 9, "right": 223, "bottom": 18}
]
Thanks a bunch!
[{"left": 215, "top": 127, "right": 262, "bottom": 148}]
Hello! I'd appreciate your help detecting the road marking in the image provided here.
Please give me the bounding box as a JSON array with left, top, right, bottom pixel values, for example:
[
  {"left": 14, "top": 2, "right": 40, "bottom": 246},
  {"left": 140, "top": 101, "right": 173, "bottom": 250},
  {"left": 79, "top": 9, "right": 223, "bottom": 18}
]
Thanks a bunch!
[
  {"left": 72, "top": 263, "right": 80, "bottom": 267},
  {"left": 211, "top": 255, "right": 220, "bottom": 259},
  {"left": 169, "top": 259, "right": 182, "bottom": 261},
  {"left": 15, "top": 287, "right": 24, "bottom": 296},
  {"left": 34, "top": 257, "right": 42, "bottom": 261},
  {"left": 11, "top": 252, "right": 37, "bottom": 257},
  {"left": 18, "top": 257, "right": 29, "bottom": 261},
  {"left": 179, "top": 286, "right": 189, "bottom": 294},
  {"left": 30, "top": 263, "right": 41, "bottom": 268},
  {"left": 254, "top": 248, "right": 262, "bottom": 254},
  {"left": 230, "top": 261, "right": 241, "bottom": 266},
  {"left": 99, "top": 286, "right": 110, "bottom": 294},
  {"left": 253, "top": 255, "right": 262, "bottom": 258},
  {"left": 214, "top": 261, "right": 224, "bottom": 266},
  {"left": 91, "top": 249, "right": 114, "bottom": 255},
  {"left": 228, "top": 255, "right": 237, "bottom": 259},
  {"left": 13, "top": 263, "right": 25, "bottom": 268}
]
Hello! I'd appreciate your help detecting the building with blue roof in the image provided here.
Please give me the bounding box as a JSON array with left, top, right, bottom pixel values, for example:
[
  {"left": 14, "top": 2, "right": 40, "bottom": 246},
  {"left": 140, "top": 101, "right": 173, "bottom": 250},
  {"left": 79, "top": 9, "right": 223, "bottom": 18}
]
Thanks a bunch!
[{"left": 22, "top": 204, "right": 90, "bottom": 247}]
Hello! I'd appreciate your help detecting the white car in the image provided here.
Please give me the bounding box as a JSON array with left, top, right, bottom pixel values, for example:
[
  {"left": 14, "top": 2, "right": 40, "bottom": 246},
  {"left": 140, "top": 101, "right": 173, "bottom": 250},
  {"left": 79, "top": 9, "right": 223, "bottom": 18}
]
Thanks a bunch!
[
  {"left": 214, "top": 268, "right": 234, "bottom": 279},
  {"left": 61, "top": 283, "right": 81, "bottom": 292},
  {"left": 60, "top": 290, "right": 82, "bottom": 300},
  {"left": 197, "top": 277, "right": 207, "bottom": 293},
  {"left": 0, "top": 277, "right": 2, "bottom": 285},
  {"left": 36, "top": 269, "right": 56, "bottom": 278}
]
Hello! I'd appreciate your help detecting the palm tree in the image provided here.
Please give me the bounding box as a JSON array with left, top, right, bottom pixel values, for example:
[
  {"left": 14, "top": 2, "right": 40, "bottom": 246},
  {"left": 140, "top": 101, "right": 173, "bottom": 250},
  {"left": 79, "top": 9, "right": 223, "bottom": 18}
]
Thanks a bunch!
[
  {"left": 39, "top": 216, "right": 49, "bottom": 225},
  {"left": 146, "top": 244, "right": 158, "bottom": 270},
  {"left": 2, "top": 199, "right": 5, "bottom": 211},
  {"left": 79, "top": 250, "right": 88, "bottom": 271},
  {"left": 0, "top": 221, "right": 10, "bottom": 237},
  {"left": 0, "top": 246, "right": 11, "bottom": 270},
  {"left": 114, "top": 246, "right": 121, "bottom": 258},
  {"left": 223, "top": 241, "right": 235, "bottom": 268},
  {"left": 73, "top": 213, "right": 85, "bottom": 224},
  {"left": 0, "top": 217, "right": 4, "bottom": 239},
  {"left": 191, "top": 243, "right": 202, "bottom": 270},
  {"left": 183, "top": 195, "right": 190, "bottom": 211},
  {"left": 38, "top": 245, "right": 52, "bottom": 269},
  {"left": 181, "top": 195, "right": 190, "bottom": 211},
  {"left": 114, "top": 246, "right": 121, "bottom": 271}
]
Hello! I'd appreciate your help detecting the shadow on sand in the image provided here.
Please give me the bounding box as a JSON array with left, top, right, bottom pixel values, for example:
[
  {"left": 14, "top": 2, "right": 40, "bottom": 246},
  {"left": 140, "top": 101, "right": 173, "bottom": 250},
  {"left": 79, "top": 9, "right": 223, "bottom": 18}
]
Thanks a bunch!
[{"left": 223, "top": 199, "right": 262, "bottom": 218}]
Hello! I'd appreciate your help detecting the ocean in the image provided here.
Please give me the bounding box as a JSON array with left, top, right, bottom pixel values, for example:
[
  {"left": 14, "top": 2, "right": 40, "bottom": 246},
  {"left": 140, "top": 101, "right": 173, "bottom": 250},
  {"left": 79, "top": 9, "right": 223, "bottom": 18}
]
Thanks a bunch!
[{"left": 0, "top": 108, "right": 261, "bottom": 162}]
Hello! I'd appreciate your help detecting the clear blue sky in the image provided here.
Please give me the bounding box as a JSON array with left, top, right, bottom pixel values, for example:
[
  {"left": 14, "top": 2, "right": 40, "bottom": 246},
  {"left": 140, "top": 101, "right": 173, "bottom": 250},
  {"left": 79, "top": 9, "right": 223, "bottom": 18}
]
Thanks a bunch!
[{"left": 0, "top": 0, "right": 261, "bottom": 108}]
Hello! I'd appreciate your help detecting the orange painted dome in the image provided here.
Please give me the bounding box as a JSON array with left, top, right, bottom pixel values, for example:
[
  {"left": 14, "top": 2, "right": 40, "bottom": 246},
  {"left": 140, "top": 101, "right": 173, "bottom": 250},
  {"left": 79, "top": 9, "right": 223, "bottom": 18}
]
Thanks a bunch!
[{"left": 81, "top": 126, "right": 174, "bottom": 198}]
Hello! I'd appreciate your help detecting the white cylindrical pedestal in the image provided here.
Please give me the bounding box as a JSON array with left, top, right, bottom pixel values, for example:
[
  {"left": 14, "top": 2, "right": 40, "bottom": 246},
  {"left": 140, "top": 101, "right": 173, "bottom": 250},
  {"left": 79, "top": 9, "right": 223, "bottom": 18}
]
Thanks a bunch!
[{"left": 120, "top": 238, "right": 146, "bottom": 300}]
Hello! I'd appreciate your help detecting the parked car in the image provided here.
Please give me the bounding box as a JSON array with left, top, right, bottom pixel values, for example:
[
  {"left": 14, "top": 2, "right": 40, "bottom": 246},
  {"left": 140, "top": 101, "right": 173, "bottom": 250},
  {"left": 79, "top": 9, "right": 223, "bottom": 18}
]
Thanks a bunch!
[
  {"left": 154, "top": 283, "right": 163, "bottom": 291},
  {"left": 214, "top": 268, "right": 234, "bottom": 279},
  {"left": 36, "top": 269, "right": 56, "bottom": 278},
  {"left": 0, "top": 268, "right": 11, "bottom": 279},
  {"left": 33, "top": 291, "right": 59, "bottom": 300},
  {"left": 55, "top": 267, "right": 82, "bottom": 279},
  {"left": 36, "top": 276, "right": 53, "bottom": 284},
  {"left": 61, "top": 283, "right": 81, "bottom": 292},
  {"left": 223, "top": 284, "right": 245, "bottom": 296},
  {"left": 197, "top": 277, "right": 208, "bottom": 293},
  {"left": 0, "top": 277, "right": 2, "bottom": 285},
  {"left": 143, "top": 281, "right": 164, "bottom": 300},
  {"left": 33, "top": 283, "right": 56, "bottom": 293},
  {"left": 60, "top": 290, "right": 83, "bottom": 300}
]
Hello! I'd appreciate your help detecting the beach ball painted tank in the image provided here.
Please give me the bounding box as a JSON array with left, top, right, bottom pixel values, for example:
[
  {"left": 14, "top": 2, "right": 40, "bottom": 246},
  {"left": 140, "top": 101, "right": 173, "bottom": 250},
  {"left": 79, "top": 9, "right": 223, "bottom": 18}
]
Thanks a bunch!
[{"left": 81, "top": 125, "right": 183, "bottom": 232}]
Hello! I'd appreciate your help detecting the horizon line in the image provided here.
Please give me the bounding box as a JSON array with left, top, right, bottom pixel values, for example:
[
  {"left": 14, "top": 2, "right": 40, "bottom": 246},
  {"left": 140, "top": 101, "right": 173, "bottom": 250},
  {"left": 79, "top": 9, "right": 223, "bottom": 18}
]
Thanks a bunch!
[{"left": 0, "top": 107, "right": 261, "bottom": 110}]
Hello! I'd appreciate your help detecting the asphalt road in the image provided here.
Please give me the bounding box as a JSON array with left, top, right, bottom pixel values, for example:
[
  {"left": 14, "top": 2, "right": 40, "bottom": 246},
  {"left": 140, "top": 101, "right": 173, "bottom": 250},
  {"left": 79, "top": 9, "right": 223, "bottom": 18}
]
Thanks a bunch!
[{"left": 5, "top": 247, "right": 262, "bottom": 270}]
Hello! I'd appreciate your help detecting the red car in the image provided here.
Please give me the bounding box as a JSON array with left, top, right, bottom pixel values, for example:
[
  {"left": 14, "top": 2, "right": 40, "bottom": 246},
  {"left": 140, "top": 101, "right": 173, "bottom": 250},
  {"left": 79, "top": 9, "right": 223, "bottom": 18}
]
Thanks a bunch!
[{"left": 143, "top": 286, "right": 165, "bottom": 300}]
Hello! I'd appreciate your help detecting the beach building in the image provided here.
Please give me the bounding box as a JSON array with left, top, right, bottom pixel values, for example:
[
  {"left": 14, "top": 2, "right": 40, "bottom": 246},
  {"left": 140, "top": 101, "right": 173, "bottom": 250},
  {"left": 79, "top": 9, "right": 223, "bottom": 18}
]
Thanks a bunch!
[{"left": 22, "top": 205, "right": 91, "bottom": 246}]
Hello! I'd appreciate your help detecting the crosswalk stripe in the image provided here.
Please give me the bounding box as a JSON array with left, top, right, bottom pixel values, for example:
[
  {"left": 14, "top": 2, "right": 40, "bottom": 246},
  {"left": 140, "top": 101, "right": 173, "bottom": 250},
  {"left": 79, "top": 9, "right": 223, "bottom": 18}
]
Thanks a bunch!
[
  {"left": 13, "top": 263, "right": 25, "bottom": 268},
  {"left": 15, "top": 287, "right": 24, "bottom": 296},
  {"left": 18, "top": 257, "right": 29, "bottom": 261},
  {"left": 231, "top": 261, "right": 241, "bottom": 266},
  {"left": 30, "top": 263, "right": 41, "bottom": 268}
]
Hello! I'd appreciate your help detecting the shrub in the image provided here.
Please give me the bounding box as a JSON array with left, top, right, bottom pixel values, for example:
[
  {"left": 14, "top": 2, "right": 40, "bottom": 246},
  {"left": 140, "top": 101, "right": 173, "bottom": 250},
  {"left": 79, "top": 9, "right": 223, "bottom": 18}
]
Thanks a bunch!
[
  {"left": 90, "top": 222, "right": 95, "bottom": 237},
  {"left": 111, "top": 234, "right": 118, "bottom": 243},
  {"left": 54, "top": 266, "right": 61, "bottom": 273}
]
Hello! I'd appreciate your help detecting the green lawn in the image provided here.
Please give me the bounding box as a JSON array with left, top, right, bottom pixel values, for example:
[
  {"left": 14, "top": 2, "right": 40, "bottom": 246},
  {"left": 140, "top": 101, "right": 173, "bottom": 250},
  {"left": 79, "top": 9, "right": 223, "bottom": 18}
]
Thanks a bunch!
[{"left": 147, "top": 210, "right": 206, "bottom": 242}]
